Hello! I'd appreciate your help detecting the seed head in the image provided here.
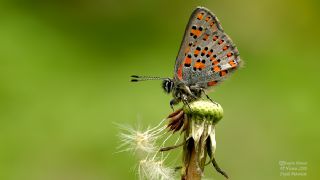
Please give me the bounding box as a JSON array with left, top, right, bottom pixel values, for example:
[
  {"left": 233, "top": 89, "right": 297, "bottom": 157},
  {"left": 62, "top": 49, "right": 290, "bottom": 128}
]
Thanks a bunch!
[
  {"left": 118, "top": 124, "right": 165, "bottom": 154},
  {"left": 138, "top": 158, "right": 175, "bottom": 180}
]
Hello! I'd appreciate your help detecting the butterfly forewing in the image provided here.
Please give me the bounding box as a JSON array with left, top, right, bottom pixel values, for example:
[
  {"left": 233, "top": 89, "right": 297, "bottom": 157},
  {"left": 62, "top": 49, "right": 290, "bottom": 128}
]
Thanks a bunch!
[{"left": 174, "top": 7, "right": 242, "bottom": 88}]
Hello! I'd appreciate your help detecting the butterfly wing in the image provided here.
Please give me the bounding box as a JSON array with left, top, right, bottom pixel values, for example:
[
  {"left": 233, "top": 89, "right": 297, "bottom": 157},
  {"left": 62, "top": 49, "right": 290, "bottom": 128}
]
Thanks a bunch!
[{"left": 174, "top": 7, "right": 242, "bottom": 88}]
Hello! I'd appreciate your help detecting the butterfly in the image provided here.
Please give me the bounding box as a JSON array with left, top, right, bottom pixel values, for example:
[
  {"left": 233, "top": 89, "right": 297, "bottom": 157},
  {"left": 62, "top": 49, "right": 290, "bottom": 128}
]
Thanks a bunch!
[{"left": 131, "top": 7, "right": 242, "bottom": 110}]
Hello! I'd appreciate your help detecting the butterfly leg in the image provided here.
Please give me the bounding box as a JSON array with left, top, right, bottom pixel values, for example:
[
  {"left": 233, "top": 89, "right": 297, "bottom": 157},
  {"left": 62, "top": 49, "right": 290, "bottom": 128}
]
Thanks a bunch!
[
  {"left": 181, "top": 95, "right": 193, "bottom": 111},
  {"left": 170, "top": 99, "right": 180, "bottom": 111},
  {"left": 201, "top": 88, "right": 218, "bottom": 105},
  {"left": 186, "top": 101, "right": 192, "bottom": 111}
]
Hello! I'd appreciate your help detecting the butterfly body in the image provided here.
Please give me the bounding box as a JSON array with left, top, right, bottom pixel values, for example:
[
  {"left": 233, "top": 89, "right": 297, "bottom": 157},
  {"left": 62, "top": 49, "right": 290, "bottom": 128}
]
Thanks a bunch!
[
  {"left": 132, "top": 7, "right": 242, "bottom": 109},
  {"left": 162, "top": 78, "right": 202, "bottom": 108}
]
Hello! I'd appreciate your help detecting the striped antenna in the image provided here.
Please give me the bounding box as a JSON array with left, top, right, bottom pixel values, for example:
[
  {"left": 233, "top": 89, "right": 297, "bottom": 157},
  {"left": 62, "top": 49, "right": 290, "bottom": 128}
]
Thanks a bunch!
[{"left": 131, "top": 75, "right": 168, "bottom": 82}]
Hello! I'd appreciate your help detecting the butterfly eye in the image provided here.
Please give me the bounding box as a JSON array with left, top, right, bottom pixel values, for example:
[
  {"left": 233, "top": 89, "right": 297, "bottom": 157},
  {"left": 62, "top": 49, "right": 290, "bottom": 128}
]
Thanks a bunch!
[{"left": 162, "top": 79, "right": 174, "bottom": 93}]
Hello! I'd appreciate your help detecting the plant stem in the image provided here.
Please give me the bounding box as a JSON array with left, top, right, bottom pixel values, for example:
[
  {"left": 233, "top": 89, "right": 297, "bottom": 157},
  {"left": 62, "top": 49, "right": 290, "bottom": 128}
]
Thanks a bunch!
[{"left": 184, "top": 144, "right": 203, "bottom": 180}]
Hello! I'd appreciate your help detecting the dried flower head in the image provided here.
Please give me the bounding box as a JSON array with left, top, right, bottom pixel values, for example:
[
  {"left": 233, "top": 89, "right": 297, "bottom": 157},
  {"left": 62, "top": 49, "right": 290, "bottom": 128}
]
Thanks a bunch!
[
  {"left": 118, "top": 100, "right": 229, "bottom": 179},
  {"left": 182, "top": 100, "right": 229, "bottom": 179}
]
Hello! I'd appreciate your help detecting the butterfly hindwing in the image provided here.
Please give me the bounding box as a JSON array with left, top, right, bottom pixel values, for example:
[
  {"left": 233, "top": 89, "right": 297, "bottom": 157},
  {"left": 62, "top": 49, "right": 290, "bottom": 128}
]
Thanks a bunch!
[
  {"left": 174, "top": 7, "right": 242, "bottom": 88},
  {"left": 203, "top": 32, "right": 242, "bottom": 88}
]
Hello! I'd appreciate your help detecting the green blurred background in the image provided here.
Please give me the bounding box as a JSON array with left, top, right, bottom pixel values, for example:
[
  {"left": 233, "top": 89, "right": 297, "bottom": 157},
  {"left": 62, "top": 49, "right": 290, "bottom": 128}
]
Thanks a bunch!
[{"left": 0, "top": 0, "right": 319, "bottom": 179}]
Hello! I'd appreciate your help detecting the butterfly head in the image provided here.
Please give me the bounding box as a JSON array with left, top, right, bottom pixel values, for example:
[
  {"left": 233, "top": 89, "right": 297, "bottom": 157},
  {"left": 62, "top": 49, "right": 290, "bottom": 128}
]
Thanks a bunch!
[{"left": 162, "top": 78, "right": 174, "bottom": 94}]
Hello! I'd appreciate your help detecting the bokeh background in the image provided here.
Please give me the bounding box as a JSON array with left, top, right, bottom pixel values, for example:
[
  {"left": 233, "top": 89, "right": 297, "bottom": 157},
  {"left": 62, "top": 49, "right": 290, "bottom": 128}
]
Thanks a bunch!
[{"left": 0, "top": 0, "right": 319, "bottom": 179}]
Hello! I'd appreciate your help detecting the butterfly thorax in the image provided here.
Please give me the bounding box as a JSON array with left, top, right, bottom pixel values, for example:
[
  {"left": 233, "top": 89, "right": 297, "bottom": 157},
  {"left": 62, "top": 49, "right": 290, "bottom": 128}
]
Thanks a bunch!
[{"left": 163, "top": 78, "right": 202, "bottom": 105}]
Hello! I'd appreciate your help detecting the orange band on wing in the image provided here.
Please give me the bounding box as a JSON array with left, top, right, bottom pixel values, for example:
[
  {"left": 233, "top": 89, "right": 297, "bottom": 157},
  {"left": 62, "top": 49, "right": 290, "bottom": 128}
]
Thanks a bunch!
[
  {"left": 184, "top": 56, "right": 192, "bottom": 64},
  {"left": 194, "top": 62, "right": 205, "bottom": 69},
  {"left": 213, "top": 65, "right": 221, "bottom": 72},
  {"left": 201, "top": 49, "right": 207, "bottom": 56},
  {"left": 227, "top": 52, "right": 233, "bottom": 57},
  {"left": 197, "top": 13, "right": 204, "bottom": 20},
  {"left": 177, "top": 64, "right": 183, "bottom": 80},
  {"left": 210, "top": 55, "right": 216, "bottom": 61},
  {"left": 223, "top": 45, "right": 229, "bottom": 51},
  {"left": 191, "top": 29, "right": 202, "bottom": 37},
  {"left": 229, "top": 60, "right": 237, "bottom": 68},
  {"left": 212, "top": 60, "right": 219, "bottom": 65},
  {"left": 203, "top": 34, "right": 209, "bottom": 41},
  {"left": 184, "top": 47, "right": 190, "bottom": 54},
  {"left": 210, "top": 21, "right": 215, "bottom": 27},
  {"left": 207, "top": 80, "right": 218, "bottom": 86},
  {"left": 194, "top": 49, "right": 200, "bottom": 57},
  {"left": 209, "top": 21, "right": 218, "bottom": 31},
  {"left": 219, "top": 70, "right": 228, "bottom": 77}
]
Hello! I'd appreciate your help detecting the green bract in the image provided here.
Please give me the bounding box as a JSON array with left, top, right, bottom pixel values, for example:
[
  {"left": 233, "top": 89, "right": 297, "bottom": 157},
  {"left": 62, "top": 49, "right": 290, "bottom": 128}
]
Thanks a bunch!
[{"left": 184, "top": 100, "right": 223, "bottom": 125}]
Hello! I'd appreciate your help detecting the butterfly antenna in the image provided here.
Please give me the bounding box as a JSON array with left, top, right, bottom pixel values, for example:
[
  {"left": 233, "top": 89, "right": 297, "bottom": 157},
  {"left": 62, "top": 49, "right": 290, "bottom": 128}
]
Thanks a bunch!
[{"left": 131, "top": 75, "right": 168, "bottom": 82}]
